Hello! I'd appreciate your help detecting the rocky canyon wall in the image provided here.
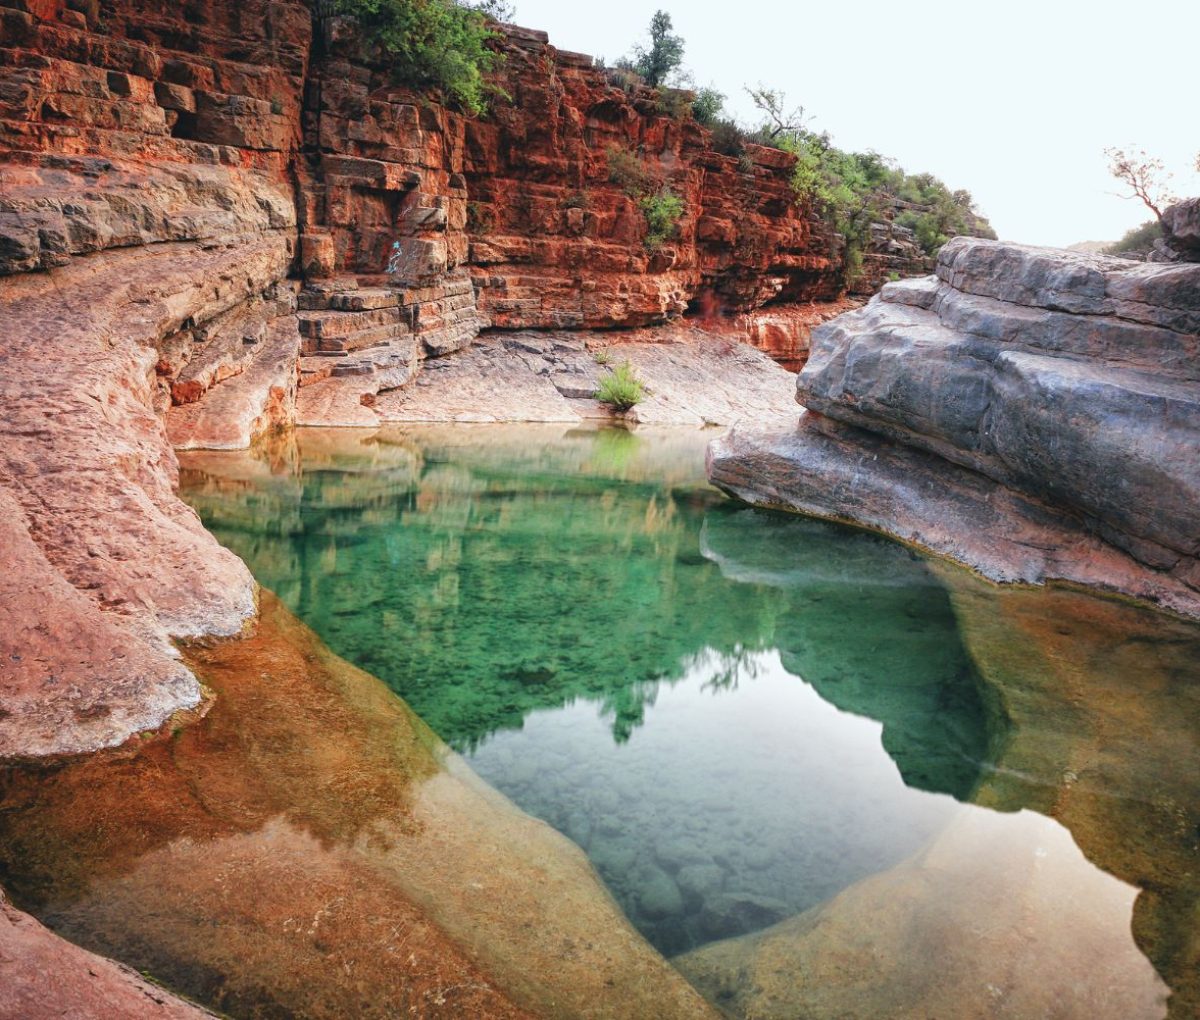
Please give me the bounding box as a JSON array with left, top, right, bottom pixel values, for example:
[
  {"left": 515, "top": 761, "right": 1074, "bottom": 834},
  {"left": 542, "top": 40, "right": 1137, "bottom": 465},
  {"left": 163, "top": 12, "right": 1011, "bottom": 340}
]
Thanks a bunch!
[
  {"left": 0, "top": 0, "right": 861, "bottom": 755},
  {"left": 0, "top": 5, "right": 817, "bottom": 1012}
]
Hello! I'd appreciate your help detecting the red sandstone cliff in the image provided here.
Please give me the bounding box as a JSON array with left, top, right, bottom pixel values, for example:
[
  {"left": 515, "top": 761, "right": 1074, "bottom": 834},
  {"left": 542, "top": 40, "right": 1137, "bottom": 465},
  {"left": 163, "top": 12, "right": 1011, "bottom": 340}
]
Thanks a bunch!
[
  {"left": 1, "top": 1, "right": 857, "bottom": 435},
  {"left": 0, "top": 0, "right": 859, "bottom": 765}
]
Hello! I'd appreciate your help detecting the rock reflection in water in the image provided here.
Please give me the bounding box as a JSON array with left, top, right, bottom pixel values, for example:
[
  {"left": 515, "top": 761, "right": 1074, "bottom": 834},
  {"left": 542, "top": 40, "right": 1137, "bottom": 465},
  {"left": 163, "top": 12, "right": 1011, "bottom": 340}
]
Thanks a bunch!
[
  {"left": 181, "top": 425, "right": 994, "bottom": 955},
  {"left": 171, "top": 424, "right": 1200, "bottom": 1019},
  {"left": 688, "top": 520, "right": 1200, "bottom": 1020}
]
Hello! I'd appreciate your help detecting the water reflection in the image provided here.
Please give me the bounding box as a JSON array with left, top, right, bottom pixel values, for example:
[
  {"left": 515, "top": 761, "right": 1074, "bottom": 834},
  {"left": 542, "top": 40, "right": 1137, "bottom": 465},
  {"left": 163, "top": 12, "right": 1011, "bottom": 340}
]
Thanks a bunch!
[
  {"left": 0, "top": 425, "right": 1191, "bottom": 1020},
  {"left": 0, "top": 593, "right": 713, "bottom": 1020},
  {"left": 179, "top": 426, "right": 1004, "bottom": 954},
  {"left": 180, "top": 426, "right": 992, "bottom": 778},
  {"left": 177, "top": 425, "right": 1200, "bottom": 1017}
]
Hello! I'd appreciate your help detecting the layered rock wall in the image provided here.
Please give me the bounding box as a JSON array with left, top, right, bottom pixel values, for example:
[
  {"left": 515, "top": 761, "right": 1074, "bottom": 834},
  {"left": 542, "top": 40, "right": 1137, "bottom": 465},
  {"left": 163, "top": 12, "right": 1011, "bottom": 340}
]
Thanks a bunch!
[
  {"left": 287, "top": 17, "right": 844, "bottom": 416},
  {"left": 710, "top": 237, "right": 1200, "bottom": 619},
  {"left": 0, "top": 0, "right": 859, "bottom": 753},
  {"left": 0, "top": 0, "right": 314, "bottom": 759}
]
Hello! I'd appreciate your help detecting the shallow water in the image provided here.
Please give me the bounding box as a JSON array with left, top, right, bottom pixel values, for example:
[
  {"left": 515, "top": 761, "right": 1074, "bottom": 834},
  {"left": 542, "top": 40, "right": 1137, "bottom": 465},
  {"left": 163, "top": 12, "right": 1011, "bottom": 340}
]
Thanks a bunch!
[
  {"left": 179, "top": 426, "right": 992, "bottom": 954},
  {"left": 175, "top": 425, "right": 1200, "bottom": 1016},
  {"left": 2, "top": 424, "right": 1197, "bottom": 1019}
]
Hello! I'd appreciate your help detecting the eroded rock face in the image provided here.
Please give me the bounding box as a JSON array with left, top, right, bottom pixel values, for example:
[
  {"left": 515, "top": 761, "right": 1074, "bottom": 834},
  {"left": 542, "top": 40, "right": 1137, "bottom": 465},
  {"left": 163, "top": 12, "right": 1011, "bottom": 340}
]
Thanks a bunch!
[
  {"left": 710, "top": 237, "right": 1200, "bottom": 618},
  {"left": 0, "top": 240, "right": 307, "bottom": 760},
  {"left": 458, "top": 28, "right": 841, "bottom": 327},
  {"left": 1156, "top": 197, "right": 1200, "bottom": 262}
]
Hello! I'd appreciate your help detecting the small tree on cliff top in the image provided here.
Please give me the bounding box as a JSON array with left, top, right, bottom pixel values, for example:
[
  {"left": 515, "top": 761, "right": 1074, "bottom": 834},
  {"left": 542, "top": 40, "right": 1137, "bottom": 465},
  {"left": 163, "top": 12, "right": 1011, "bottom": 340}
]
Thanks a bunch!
[
  {"left": 464, "top": 0, "right": 514, "bottom": 19},
  {"left": 1105, "top": 146, "right": 1178, "bottom": 226},
  {"left": 624, "top": 10, "right": 685, "bottom": 87},
  {"left": 746, "top": 86, "right": 809, "bottom": 142}
]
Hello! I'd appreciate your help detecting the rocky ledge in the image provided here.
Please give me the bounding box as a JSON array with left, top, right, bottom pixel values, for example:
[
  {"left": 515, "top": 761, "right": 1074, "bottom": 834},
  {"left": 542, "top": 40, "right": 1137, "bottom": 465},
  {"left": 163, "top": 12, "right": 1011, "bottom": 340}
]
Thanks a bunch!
[{"left": 709, "top": 236, "right": 1200, "bottom": 619}]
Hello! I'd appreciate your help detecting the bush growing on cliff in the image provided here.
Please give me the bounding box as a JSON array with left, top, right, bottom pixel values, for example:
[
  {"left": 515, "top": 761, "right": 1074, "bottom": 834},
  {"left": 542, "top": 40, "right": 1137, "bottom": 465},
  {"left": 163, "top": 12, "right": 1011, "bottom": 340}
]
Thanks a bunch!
[
  {"left": 708, "top": 118, "right": 750, "bottom": 157},
  {"left": 336, "top": 0, "right": 505, "bottom": 116},
  {"left": 691, "top": 87, "right": 725, "bottom": 127},
  {"left": 654, "top": 88, "right": 695, "bottom": 121},
  {"left": 465, "top": 0, "right": 513, "bottom": 18},
  {"left": 607, "top": 145, "right": 659, "bottom": 196},
  {"left": 1106, "top": 219, "right": 1163, "bottom": 256},
  {"left": 595, "top": 361, "right": 647, "bottom": 411},
  {"left": 640, "top": 187, "right": 685, "bottom": 248},
  {"left": 734, "top": 87, "right": 994, "bottom": 279}
]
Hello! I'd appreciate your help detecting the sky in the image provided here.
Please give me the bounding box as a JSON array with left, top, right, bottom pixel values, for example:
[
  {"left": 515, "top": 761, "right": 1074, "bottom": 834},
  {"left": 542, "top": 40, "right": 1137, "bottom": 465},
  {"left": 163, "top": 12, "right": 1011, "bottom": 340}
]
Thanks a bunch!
[{"left": 505, "top": 0, "right": 1199, "bottom": 247}]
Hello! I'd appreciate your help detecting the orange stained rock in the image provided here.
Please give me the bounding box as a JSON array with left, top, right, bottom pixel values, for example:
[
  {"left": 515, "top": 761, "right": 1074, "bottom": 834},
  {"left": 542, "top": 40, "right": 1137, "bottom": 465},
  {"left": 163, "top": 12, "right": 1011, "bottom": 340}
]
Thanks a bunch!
[{"left": 0, "top": 593, "right": 719, "bottom": 1020}]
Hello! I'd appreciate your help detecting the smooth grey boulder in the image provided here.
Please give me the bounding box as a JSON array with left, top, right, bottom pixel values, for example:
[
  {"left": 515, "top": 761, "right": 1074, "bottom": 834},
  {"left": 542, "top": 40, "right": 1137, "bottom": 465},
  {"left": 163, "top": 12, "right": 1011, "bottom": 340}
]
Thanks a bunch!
[{"left": 709, "top": 237, "right": 1200, "bottom": 618}]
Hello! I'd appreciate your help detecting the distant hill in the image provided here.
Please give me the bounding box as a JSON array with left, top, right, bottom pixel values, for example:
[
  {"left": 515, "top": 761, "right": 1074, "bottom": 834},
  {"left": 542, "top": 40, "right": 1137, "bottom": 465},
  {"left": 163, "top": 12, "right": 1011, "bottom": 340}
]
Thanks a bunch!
[{"left": 1066, "top": 241, "right": 1112, "bottom": 254}]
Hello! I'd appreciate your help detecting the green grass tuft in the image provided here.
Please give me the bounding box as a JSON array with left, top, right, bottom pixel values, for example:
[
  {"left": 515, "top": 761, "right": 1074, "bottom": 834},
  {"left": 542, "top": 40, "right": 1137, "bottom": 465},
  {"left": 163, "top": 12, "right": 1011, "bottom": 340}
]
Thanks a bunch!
[{"left": 594, "top": 360, "right": 647, "bottom": 411}]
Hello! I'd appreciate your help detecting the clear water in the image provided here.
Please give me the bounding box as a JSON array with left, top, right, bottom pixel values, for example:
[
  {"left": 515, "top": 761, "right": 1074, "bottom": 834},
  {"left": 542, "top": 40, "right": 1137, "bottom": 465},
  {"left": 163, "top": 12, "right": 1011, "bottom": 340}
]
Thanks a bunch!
[
  {"left": 178, "top": 425, "right": 997, "bottom": 954},
  {"left": 2, "top": 424, "right": 1196, "bottom": 1019}
]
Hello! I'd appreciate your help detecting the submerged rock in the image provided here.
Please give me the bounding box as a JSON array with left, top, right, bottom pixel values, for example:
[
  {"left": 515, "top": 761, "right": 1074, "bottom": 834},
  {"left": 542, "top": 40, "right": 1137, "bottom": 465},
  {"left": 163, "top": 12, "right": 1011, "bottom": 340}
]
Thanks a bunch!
[
  {"left": 637, "top": 867, "right": 685, "bottom": 920},
  {"left": 669, "top": 568, "right": 1200, "bottom": 1019},
  {"left": 0, "top": 889, "right": 213, "bottom": 1020},
  {"left": 698, "top": 892, "right": 791, "bottom": 942},
  {"left": 0, "top": 594, "right": 719, "bottom": 1020},
  {"left": 709, "top": 237, "right": 1200, "bottom": 619},
  {"left": 675, "top": 809, "right": 1170, "bottom": 1020}
]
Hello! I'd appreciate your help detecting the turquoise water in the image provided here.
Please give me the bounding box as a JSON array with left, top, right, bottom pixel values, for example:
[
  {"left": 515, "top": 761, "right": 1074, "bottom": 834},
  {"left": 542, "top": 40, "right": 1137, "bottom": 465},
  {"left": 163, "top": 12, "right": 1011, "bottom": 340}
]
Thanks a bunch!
[{"left": 180, "top": 425, "right": 994, "bottom": 954}]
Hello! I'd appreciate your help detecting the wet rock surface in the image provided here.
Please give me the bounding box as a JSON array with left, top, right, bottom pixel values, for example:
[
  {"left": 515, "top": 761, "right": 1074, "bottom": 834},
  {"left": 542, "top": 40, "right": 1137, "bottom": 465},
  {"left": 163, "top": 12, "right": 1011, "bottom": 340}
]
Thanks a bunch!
[
  {"left": 0, "top": 889, "right": 214, "bottom": 1020},
  {"left": 675, "top": 809, "right": 1170, "bottom": 1020},
  {"left": 710, "top": 237, "right": 1200, "bottom": 618}
]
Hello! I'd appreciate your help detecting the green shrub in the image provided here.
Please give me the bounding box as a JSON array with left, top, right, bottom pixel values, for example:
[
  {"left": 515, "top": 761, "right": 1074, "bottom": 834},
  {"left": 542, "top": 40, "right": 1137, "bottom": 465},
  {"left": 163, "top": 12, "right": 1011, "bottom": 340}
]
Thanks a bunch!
[
  {"left": 640, "top": 187, "right": 685, "bottom": 248},
  {"left": 1106, "top": 219, "right": 1162, "bottom": 255},
  {"left": 654, "top": 87, "right": 693, "bottom": 120},
  {"left": 592, "top": 348, "right": 613, "bottom": 365},
  {"left": 607, "top": 65, "right": 643, "bottom": 94},
  {"left": 595, "top": 360, "right": 647, "bottom": 411},
  {"left": 774, "top": 126, "right": 995, "bottom": 286},
  {"left": 708, "top": 118, "right": 749, "bottom": 157},
  {"left": 336, "top": 0, "right": 504, "bottom": 116},
  {"left": 607, "top": 145, "right": 659, "bottom": 196},
  {"left": 692, "top": 87, "right": 725, "bottom": 126}
]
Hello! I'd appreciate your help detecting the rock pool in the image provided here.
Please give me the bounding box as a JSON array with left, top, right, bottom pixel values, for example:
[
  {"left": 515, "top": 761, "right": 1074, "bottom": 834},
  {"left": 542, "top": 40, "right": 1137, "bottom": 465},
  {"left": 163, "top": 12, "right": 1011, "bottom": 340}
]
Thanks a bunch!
[{"left": 2, "top": 424, "right": 1196, "bottom": 1019}]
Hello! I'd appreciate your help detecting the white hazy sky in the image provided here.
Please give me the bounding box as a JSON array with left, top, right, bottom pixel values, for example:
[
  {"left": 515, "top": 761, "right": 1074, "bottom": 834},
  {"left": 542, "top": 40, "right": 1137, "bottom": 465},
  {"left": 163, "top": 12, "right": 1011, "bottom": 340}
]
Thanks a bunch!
[{"left": 506, "top": 0, "right": 1199, "bottom": 247}]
